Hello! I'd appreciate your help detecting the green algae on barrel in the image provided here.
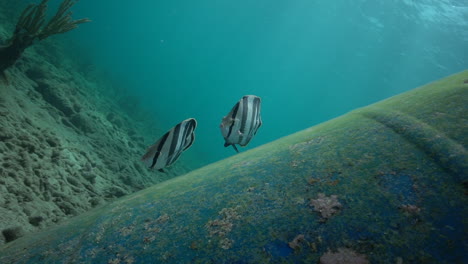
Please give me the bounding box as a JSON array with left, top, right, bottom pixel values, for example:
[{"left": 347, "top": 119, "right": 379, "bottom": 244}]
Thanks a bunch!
[{"left": 0, "top": 71, "right": 467, "bottom": 263}]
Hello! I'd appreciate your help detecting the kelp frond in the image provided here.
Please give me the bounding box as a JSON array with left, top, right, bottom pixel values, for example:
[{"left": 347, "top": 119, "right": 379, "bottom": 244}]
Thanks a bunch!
[
  {"left": 14, "top": 0, "right": 90, "bottom": 40},
  {"left": 0, "top": 0, "right": 90, "bottom": 74},
  {"left": 38, "top": 0, "right": 91, "bottom": 40},
  {"left": 15, "top": 0, "right": 48, "bottom": 37}
]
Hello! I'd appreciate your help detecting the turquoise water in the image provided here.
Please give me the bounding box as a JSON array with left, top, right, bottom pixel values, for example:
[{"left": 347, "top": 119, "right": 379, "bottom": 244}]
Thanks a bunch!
[{"left": 68, "top": 0, "right": 468, "bottom": 168}]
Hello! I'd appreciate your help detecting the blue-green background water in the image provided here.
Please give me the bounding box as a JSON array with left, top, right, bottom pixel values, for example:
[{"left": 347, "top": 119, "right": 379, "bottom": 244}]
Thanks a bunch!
[{"left": 65, "top": 0, "right": 467, "bottom": 168}]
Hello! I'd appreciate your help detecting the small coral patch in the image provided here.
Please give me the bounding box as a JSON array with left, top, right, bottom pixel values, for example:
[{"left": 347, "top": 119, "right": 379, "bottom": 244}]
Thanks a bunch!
[
  {"left": 288, "top": 234, "right": 306, "bottom": 250},
  {"left": 206, "top": 206, "right": 241, "bottom": 249},
  {"left": 320, "top": 248, "right": 369, "bottom": 264},
  {"left": 310, "top": 193, "right": 342, "bottom": 220}
]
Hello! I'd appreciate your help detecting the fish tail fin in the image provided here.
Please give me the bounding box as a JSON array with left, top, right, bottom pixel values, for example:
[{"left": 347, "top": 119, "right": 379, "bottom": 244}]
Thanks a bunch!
[
  {"left": 232, "top": 144, "right": 239, "bottom": 153},
  {"left": 141, "top": 151, "right": 154, "bottom": 167}
]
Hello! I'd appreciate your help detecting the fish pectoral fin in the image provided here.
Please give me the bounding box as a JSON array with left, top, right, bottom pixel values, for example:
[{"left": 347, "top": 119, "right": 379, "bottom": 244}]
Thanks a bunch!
[
  {"left": 183, "top": 133, "right": 195, "bottom": 151},
  {"left": 225, "top": 117, "right": 239, "bottom": 125},
  {"left": 232, "top": 145, "right": 240, "bottom": 153}
]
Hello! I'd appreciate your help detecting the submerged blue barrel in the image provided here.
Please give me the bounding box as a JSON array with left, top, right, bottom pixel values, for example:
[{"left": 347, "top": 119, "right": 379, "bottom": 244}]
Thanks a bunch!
[{"left": 1, "top": 71, "right": 467, "bottom": 263}]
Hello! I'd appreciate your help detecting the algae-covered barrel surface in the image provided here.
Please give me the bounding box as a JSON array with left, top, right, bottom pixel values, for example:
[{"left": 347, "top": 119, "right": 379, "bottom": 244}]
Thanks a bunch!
[{"left": 1, "top": 71, "right": 467, "bottom": 263}]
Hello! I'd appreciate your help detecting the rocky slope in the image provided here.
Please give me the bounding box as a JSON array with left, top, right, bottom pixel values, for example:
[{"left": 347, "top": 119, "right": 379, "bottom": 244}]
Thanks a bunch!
[{"left": 0, "top": 2, "right": 191, "bottom": 245}]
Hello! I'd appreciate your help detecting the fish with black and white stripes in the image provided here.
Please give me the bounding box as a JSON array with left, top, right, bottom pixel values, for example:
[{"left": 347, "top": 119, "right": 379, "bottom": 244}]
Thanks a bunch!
[
  {"left": 141, "top": 118, "right": 197, "bottom": 172},
  {"left": 220, "top": 95, "right": 262, "bottom": 153}
]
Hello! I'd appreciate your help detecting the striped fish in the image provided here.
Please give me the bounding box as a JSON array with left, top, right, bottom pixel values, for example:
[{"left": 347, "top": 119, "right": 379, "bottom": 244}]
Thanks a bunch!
[
  {"left": 220, "top": 95, "right": 262, "bottom": 153},
  {"left": 141, "top": 118, "right": 197, "bottom": 172}
]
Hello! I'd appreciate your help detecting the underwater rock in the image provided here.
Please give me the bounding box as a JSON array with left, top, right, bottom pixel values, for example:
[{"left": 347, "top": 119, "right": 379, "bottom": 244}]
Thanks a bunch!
[
  {"left": 28, "top": 216, "right": 44, "bottom": 227},
  {"left": 69, "top": 112, "right": 96, "bottom": 134},
  {"left": 1, "top": 227, "right": 23, "bottom": 243},
  {"left": 0, "top": 71, "right": 466, "bottom": 263},
  {"left": 0, "top": 30, "right": 190, "bottom": 246},
  {"left": 103, "top": 186, "right": 128, "bottom": 199}
]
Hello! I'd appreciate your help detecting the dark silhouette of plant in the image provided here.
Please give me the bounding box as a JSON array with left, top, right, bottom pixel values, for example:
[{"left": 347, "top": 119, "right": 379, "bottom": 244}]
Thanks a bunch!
[{"left": 0, "top": 0, "right": 90, "bottom": 76}]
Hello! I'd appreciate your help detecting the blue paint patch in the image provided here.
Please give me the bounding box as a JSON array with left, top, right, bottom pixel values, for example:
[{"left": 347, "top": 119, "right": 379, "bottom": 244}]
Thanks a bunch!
[
  {"left": 264, "top": 240, "right": 293, "bottom": 258},
  {"left": 421, "top": 203, "right": 467, "bottom": 263},
  {"left": 347, "top": 228, "right": 374, "bottom": 241},
  {"left": 378, "top": 173, "right": 417, "bottom": 204}
]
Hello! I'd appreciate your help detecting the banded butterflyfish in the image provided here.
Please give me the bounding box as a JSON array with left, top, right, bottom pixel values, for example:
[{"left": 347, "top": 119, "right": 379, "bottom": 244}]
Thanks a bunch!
[
  {"left": 220, "top": 95, "right": 262, "bottom": 153},
  {"left": 141, "top": 118, "right": 197, "bottom": 172}
]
